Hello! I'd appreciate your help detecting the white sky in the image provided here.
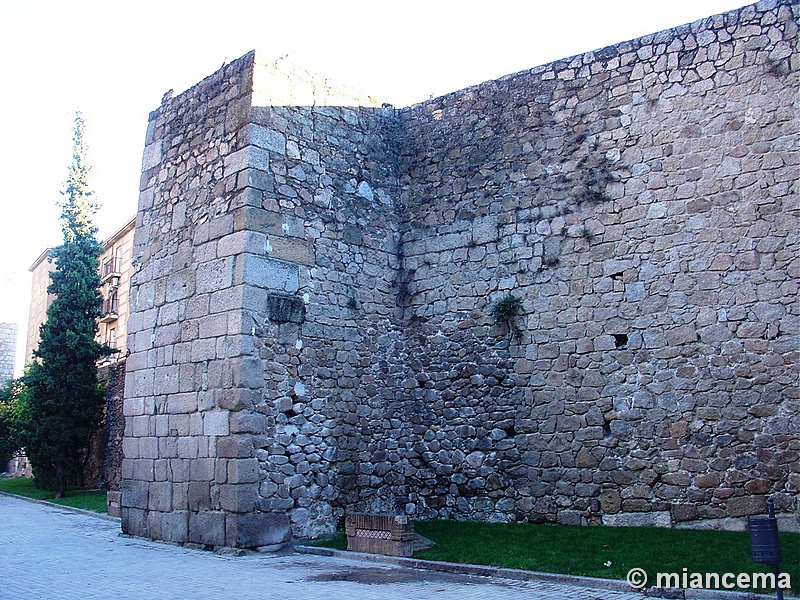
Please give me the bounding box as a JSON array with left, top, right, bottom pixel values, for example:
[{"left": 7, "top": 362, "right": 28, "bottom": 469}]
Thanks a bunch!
[{"left": 0, "top": 0, "right": 749, "bottom": 375}]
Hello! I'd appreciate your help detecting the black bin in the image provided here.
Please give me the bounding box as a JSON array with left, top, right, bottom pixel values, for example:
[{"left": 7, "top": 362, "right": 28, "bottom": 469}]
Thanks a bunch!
[{"left": 748, "top": 516, "right": 782, "bottom": 566}]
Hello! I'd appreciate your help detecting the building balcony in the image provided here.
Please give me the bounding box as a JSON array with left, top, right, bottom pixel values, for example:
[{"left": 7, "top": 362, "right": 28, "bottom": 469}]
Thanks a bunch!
[
  {"left": 101, "top": 296, "right": 119, "bottom": 323},
  {"left": 100, "top": 256, "right": 122, "bottom": 283}
]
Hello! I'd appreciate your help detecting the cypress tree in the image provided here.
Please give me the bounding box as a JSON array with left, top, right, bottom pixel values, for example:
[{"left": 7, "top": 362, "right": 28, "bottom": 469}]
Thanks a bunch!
[{"left": 23, "top": 112, "right": 110, "bottom": 497}]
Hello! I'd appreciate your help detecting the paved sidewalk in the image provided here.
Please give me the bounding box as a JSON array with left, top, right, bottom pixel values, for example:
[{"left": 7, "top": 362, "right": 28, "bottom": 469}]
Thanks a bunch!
[{"left": 0, "top": 494, "right": 644, "bottom": 600}]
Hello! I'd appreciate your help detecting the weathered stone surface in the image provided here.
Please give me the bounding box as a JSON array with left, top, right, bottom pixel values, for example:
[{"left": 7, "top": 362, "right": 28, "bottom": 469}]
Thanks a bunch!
[
  {"left": 188, "top": 511, "right": 227, "bottom": 547},
  {"left": 0, "top": 323, "right": 16, "bottom": 385},
  {"left": 266, "top": 237, "right": 315, "bottom": 266},
  {"left": 237, "top": 255, "right": 299, "bottom": 292},
  {"left": 160, "top": 510, "right": 190, "bottom": 543},
  {"left": 599, "top": 490, "right": 621, "bottom": 514},
  {"left": 121, "top": 479, "right": 149, "bottom": 510},
  {"left": 728, "top": 496, "right": 768, "bottom": 518},
  {"left": 249, "top": 124, "right": 286, "bottom": 154},
  {"left": 603, "top": 512, "right": 673, "bottom": 528},
  {"left": 226, "top": 512, "right": 291, "bottom": 548},
  {"left": 671, "top": 504, "right": 699, "bottom": 523},
  {"left": 267, "top": 295, "right": 305, "bottom": 324},
  {"left": 120, "top": 507, "right": 147, "bottom": 538}
]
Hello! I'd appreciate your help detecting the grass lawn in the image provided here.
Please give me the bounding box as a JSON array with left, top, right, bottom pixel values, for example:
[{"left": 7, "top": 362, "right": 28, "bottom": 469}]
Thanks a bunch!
[
  {"left": 313, "top": 519, "right": 799, "bottom": 594},
  {"left": 0, "top": 476, "right": 108, "bottom": 513}
]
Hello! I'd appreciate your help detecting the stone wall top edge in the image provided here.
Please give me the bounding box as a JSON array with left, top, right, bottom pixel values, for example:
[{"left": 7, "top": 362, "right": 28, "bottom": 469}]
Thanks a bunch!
[
  {"left": 400, "top": 0, "right": 782, "bottom": 112},
  {"left": 146, "top": 50, "right": 256, "bottom": 122},
  {"left": 250, "top": 51, "right": 384, "bottom": 108}
]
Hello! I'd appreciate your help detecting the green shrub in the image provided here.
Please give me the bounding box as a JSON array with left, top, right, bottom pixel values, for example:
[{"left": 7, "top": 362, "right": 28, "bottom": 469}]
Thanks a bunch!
[
  {"left": 0, "top": 378, "right": 29, "bottom": 465},
  {"left": 491, "top": 293, "right": 524, "bottom": 338}
]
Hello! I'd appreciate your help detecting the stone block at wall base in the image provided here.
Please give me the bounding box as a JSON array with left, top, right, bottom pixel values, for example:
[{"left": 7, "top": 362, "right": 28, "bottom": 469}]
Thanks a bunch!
[
  {"left": 161, "top": 510, "right": 190, "bottom": 543},
  {"left": 121, "top": 507, "right": 148, "bottom": 538},
  {"left": 602, "top": 511, "right": 672, "bottom": 528},
  {"left": 226, "top": 512, "right": 291, "bottom": 549},
  {"left": 189, "top": 511, "right": 227, "bottom": 547},
  {"left": 727, "top": 495, "right": 767, "bottom": 518},
  {"left": 147, "top": 509, "right": 163, "bottom": 540},
  {"left": 777, "top": 514, "right": 800, "bottom": 534},
  {"left": 121, "top": 479, "right": 149, "bottom": 510},
  {"left": 120, "top": 507, "right": 290, "bottom": 548},
  {"left": 674, "top": 514, "right": 800, "bottom": 533}
]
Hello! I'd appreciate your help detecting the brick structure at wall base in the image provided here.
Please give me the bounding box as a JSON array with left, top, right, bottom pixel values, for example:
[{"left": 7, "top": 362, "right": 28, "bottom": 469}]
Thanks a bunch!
[
  {"left": 345, "top": 513, "right": 416, "bottom": 557},
  {"left": 121, "top": 0, "right": 799, "bottom": 548}
]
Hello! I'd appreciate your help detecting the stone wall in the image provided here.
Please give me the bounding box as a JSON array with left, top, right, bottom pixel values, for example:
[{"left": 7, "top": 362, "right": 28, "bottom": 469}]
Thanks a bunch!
[
  {"left": 377, "top": 0, "right": 799, "bottom": 531},
  {"left": 245, "top": 92, "right": 403, "bottom": 536},
  {"left": 0, "top": 323, "right": 17, "bottom": 383},
  {"left": 0, "top": 323, "right": 23, "bottom": 477},
  {"left": 93, "top": 360, "right": 127, "bottom": 491},
  {"left": 1, "top": 323, "right": 23, "bottom": 476},
  {"left": 123, "top": 0, "right": 799, "bottom": 547}
]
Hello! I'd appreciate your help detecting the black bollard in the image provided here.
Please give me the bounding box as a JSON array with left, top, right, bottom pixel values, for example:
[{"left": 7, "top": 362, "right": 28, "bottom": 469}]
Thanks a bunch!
[{"left": 748, "top": 497, "right": 783, "bottom": 600}]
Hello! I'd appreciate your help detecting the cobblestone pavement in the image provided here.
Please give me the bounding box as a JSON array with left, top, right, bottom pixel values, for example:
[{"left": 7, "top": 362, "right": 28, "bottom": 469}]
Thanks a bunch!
[{"left": 0, "top": 494, "right": 644, "bottom": 599}]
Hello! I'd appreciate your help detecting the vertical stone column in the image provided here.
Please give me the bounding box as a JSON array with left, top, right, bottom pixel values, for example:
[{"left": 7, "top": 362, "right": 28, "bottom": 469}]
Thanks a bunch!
[
  {"left": 122, "top": 52, "right": 292, "bottom": 548},
  {"left": 121, "top": 51, "right": 395, "bottom": 546}
]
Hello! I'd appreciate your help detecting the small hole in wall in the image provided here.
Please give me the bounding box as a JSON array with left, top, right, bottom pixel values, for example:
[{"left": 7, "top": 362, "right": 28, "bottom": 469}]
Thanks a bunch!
[
  {"left": 610, "top": 271, "right": 624, "bottom": 281},
  {"left": 613, "top": 334, "right": 628, "bottom": 348}
]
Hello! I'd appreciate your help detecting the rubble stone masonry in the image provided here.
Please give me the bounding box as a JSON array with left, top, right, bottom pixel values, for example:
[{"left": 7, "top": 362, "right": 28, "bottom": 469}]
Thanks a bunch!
[{"left": 122, "top": 0, "right": 799, "bottom": 546}]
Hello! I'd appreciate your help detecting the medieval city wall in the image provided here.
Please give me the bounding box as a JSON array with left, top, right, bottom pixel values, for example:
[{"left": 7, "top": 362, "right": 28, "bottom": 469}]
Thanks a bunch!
[{"left": 122, "top": 0, "right": 799, "bottom": 547}]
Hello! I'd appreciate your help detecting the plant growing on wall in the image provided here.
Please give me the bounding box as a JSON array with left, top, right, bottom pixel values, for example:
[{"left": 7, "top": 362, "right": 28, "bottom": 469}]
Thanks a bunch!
[
  {"left": 22, "top": 112, "right": 112, "bottom": 498},
  {"left": 491, "top": 293, "right": 524, "bottom": 340}
]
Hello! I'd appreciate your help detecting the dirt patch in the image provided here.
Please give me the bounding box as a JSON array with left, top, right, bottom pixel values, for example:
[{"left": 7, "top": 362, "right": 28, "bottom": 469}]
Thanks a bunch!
[{"left": 305, "top": 565, "right": 508, "bottom": 586}]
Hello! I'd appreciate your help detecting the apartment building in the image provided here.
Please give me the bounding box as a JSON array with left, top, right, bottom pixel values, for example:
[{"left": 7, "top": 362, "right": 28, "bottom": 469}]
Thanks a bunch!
[
  {"left": 25, "top": 217, "right": 135, "bottom": 365},
  {"left": 24, "top": 247, "right": 54, "bottom": 365}
]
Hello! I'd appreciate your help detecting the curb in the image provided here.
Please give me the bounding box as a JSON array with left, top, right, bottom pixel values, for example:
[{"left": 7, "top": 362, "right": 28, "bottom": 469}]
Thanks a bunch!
[
  {"left": 0, "top": 490, "right": 121, "bottom": 523},
  {"left": 294, "top": 545, "right": 788, "bottom": 600}
]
